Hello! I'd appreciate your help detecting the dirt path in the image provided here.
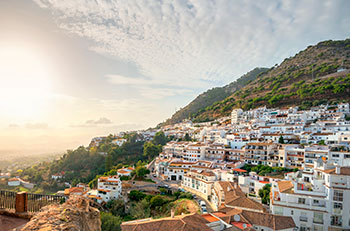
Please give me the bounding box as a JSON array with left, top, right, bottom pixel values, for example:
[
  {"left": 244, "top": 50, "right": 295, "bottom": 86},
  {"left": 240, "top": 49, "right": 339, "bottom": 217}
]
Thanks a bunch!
[
  {"left": 0, "top": 215, "right": 28, "bottom": 231},
  {"left": 174, "top": 199, "right": 200, "bottom": 215}
]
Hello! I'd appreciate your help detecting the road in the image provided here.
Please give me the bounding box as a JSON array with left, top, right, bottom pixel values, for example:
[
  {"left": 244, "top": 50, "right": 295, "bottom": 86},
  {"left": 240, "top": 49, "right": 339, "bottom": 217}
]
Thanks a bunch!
[
  {"left": 149, "top": 174, "right": 181, "bottom": 190},
  {"left": 149, "top": 174, "right": 213, "bottom": 213}
]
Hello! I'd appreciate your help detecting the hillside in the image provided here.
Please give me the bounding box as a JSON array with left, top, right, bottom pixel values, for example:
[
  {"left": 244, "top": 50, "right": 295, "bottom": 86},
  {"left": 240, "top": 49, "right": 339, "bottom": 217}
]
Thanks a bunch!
[
  {"left": 171, "top": 39, "right": 350, "bottom": 123},
  {"left": 162, "top": 67, "right": 268, "bottom": 125}
]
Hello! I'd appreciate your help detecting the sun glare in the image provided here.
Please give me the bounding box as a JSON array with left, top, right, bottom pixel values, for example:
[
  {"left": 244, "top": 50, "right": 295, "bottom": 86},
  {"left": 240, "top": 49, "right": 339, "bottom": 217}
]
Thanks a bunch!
[{"left": 0, "top": 46, "right": 52, "bottom": 118}]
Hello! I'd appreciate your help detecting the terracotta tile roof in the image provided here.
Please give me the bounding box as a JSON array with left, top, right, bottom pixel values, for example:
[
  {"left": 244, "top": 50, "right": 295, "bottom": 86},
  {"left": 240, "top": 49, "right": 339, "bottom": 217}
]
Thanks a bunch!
[
  {"left": 277, "top": 181, "right": 293, "bottom": 193},
  {"left": 218, "top": 208, "right": 296, "bottom": 230},
  {"left": 238, "top": 210, "right": 296, "bottom": 230},
  {"left": 225, "top": 196, "right": 264, "bottom": 212},
  {"left": 118, "top": 169, "right": 129, "bottom": 174},
  {"left": 201, "top": 214, "right": 219, "bottom": 222},
  {"left": 121, "top": 213, "right": 212, "bottom": 231},
  {"left": 322, "top": 167, "right": 350, "bottom": 176}
]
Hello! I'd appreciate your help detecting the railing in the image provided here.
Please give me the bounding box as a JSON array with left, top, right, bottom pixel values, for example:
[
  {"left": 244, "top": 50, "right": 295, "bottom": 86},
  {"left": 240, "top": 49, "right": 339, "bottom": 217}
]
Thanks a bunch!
[
  {"left": 0, "top": 190, "right": 66, "bottom": 213},
  {"left": 27, "top": 193, "right": 66, "bottom": 213},
  {"left": 0, "top": 190, "right": 16, "bottom": 211}
]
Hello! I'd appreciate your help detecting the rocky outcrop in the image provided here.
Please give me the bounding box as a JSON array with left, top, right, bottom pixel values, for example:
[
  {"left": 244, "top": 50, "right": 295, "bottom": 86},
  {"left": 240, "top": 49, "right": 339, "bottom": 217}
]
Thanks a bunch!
[{"left": 20, "top": 196, "right": 101, "bottom": 231}]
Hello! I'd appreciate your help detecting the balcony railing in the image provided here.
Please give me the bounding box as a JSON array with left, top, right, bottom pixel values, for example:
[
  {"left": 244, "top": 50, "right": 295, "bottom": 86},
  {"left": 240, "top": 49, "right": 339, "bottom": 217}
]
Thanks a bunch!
[
  {"left": 0, "top": 190, "right": 67, "bottom": 213},
  {"left": 313, "top": 219, "right": 323, "bottom": 224},
  {"left": 0, "top": 190, "right": 16, "bottom": 211}
]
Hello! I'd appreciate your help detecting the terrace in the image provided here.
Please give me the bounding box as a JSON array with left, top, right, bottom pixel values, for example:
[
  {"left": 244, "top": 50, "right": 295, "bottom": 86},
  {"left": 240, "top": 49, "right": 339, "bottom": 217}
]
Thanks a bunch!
[{"left": 0, "top": 190, "right": 67, "bottom": 230}]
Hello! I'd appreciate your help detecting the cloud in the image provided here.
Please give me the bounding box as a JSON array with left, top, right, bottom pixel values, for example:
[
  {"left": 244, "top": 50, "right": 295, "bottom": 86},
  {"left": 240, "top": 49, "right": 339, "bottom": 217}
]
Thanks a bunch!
[
  {"left": 8, "top": 124, "right": 19, "bottom": 128},
  {"left": 32, "top": 0, "right": 350, "bottom": 92},
  {"left": 106, "top": 74, "right": 193, "bottom": 99},
  {"left": 86, "top": 117, "right": 113, "bottom": 125},
  {"left": 25, "top": 123, "right": 49, "bottom": 129}
]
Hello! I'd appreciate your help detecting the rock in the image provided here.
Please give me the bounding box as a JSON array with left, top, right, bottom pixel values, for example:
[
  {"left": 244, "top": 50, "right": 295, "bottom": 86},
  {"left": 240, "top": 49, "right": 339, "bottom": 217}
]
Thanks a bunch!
[{"left": 20, "top": 196, "right": 101, "bottom": 231}]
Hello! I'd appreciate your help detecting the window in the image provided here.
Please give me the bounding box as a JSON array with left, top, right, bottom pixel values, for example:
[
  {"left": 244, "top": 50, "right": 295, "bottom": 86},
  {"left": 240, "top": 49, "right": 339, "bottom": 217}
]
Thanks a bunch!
[
  {"left": 331, "top": 215, "right": 342, "bottom": 226},
  {"left": 313, "top": 212, "right": 323, "bottom": 224},
  {"left": 334, "top": 202, "right": 343, "bottom": 210},
  {"left": 300, "top": 212, "right": 308, "bottom": 222},
  {"left": 291, "top": 210, "right": 293, "bottom": 215},
  {"left": 333, "top": 190, "right": 343, "bottom": 202},
  {"left": 298, "top": 198, "right": 306, "bottom": 204}
]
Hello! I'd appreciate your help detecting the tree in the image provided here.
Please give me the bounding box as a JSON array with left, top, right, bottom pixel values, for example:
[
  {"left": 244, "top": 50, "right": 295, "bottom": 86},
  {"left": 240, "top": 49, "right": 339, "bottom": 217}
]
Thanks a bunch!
[
  {"left": 129, "top": 190, "right": 146, "bottom": 201},
  {"left": 105, "top": 153, "right": 113, "bottom": 171},
  {"left": 318, "top": 140, "right": 326, "bottom": 145},
  {"left": 278, "top": 135, "right": 285, "bottom": 144},
  {"left": 150, "top": 195, "right": 166, "bottom": 208},
  {"left": 258, "top": 184, "right": 271, "bottom": 205},
  {"left": 184, "top": 133, "right": 192, "bottom": 141},
  {"left": 88, "top": 175, "right": 102, "bottom": 189},
  {"left": 153, "top": 131, "right": 167, "bottom": 145},
  {"left": 100, "top": 212, "right": 122, "bottom": 231},
  {"left": 130, "top": 199, "right": 151, "bottom": 219},
  {"left": 143, "top": 142, "right": 162, "bottom": 161},
  {"left": 135, "top": 166, "right": 150, "bottom": 178},
  {"left": 106, "top": 199, "right": 125, "bottom": 217}
]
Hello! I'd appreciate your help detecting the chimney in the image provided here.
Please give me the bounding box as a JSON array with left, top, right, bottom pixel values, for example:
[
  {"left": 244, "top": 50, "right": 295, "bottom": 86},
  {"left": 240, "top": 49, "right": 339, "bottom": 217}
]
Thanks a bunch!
[
  {"left": 336, "top": 166, "right": 341, "bottom": 174},
  {"left": 171, "top": 209, "right": 175, "bottom": 218}
]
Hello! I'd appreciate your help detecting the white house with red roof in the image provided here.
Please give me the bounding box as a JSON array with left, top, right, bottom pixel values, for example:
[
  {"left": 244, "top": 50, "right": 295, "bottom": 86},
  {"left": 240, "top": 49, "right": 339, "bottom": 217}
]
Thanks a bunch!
[
  {"left": 7, "top": 178, "right": 20, "bottom": 186},
  {"left": 117, "top": 167, "right": 134, "bottom": 177},
  {"left": 96, "top": 175, "right": 122, "bottom": 203}
]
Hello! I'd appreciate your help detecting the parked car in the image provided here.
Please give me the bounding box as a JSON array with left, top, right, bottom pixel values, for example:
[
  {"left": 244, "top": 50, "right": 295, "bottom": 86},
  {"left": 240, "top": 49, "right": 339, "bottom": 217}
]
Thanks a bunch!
[
  {"left": 202, "top": 208, "right": 207, "bottom": 213},
  {"left": 200, "top": 201, "right": 206, "bottom": 207}
]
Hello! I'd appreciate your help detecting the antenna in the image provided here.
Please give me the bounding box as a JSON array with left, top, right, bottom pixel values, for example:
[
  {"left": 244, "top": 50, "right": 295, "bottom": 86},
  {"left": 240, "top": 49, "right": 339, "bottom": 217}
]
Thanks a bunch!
[{"left": 233, "top": 215, "right": 240, "bottom": 222}]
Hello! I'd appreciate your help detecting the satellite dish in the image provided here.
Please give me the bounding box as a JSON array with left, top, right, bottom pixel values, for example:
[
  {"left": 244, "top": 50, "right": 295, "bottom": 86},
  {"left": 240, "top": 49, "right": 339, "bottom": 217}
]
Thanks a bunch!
[
  {"left": 233, "top": 215, "right": 240, "bottom": 222},
  {"left": 243, "top": 224, "right": 247, "bottom": 228}
]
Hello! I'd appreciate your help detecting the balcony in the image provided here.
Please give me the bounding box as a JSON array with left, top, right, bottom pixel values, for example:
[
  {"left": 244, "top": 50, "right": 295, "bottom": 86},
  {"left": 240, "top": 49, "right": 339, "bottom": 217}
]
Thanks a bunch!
[
  {"left": 333, "top": 208, "right": 342, "bottom": 215},
  {"left": 272, "top": 200, "right": 327, "bottom": 212},
  {"left": 313, "top": 219, "right": 323, "bottom": 225}
]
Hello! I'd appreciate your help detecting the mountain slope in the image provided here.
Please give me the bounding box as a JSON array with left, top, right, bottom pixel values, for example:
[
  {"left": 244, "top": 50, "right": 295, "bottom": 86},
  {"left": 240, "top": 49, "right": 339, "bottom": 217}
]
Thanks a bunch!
[
  {"left": 163, "top": 67, "right": 268, "bottom": 125},
  {"left": 189, "top": 39, "right": 350, "bottom": 122}
]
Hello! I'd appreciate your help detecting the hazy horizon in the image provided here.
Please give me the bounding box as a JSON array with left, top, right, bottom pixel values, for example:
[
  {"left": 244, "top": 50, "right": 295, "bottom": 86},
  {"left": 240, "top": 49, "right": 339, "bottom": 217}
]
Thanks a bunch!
[{"left": 1, "top": 0, "right": 350, "bottom": 156}]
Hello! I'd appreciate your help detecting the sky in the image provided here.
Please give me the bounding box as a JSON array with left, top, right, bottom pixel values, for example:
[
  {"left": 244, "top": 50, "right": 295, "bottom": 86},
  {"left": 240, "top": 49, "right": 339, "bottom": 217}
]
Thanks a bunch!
[{"left": 0, "top": 0, "right": 349, "bottom": 156}]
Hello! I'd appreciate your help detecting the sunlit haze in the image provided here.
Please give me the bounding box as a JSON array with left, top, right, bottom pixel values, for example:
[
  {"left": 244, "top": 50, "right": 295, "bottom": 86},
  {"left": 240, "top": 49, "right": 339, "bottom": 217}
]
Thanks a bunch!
[{"left": 1, "top": 0, "right": 350, "bottom": 156}]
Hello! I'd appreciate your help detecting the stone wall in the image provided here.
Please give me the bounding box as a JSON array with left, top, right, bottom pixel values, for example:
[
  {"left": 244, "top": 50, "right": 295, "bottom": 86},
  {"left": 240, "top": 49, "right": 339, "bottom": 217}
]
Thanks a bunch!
[{"left": 19, "top": 196, "right": 101, "bottom": 231}]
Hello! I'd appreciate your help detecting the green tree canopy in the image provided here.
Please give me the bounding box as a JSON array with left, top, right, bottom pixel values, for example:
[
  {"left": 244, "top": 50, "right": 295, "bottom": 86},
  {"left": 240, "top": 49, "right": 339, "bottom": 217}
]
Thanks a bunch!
[
  {"left": 278, "top": 135, "right": 285, "bottom": 144},
  {"left": 143, "top": 142, "right": 162, "bottom": 161},
  {"left": 153, "top": 131, "right": 168, "bottom": 145}
]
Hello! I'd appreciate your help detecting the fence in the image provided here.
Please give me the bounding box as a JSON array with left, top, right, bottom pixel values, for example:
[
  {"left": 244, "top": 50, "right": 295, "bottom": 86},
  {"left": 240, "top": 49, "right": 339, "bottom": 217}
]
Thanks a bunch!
[
  {"left": 0, "top": 190, "right": 16, "bottom": 211},
  {"left": 27, "top": 193, "right": 65, "bottom": 213},
  {"left": 0, "top": 190, "right": 66, "bottom": 213}
]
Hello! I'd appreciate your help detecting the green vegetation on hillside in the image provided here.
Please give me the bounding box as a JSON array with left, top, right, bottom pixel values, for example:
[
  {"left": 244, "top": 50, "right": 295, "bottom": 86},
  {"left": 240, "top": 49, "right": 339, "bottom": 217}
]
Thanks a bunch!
[
  {"left": 161, "top": 67, "right": 268, "bottom": 125},
  {"left": 167, "top": 39, "right": 350, "bottom": 123},
  {"left": 13, "top": 132, "right": 169, "bottom": 194}
]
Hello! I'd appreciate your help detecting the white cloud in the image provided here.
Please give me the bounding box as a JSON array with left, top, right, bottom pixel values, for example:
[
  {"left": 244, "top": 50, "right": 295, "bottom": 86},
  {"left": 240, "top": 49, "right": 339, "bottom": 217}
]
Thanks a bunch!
[
  {"left": 33, "top": 0, "right": 350, "bottom": 90},
  {"left": 86, "top": 117, "right": 113, "bottom": 125},
  {"left": 25, "top": 122, "right": 49, "bottom": 129}
]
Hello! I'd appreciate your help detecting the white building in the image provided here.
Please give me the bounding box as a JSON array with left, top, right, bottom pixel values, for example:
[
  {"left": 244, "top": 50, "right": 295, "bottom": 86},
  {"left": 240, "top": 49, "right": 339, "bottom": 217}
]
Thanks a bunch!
[
  {"left": 117, "top": 167, "right": 134, "bottom": 177},
  {"left": 8, "top": 178, "right": 20, "bottom": 186},
  {"left": 231, "top": 109, "right": 243, "bottom": 124},
  {"left": 271, "top": 162, "right": 350, "bottom": 231},
  {"left": 181, "top": 169, "right": 216, "bottom": 200},
  {"left": 96, "top": 175, "right": 122, "bottom": 203},
  {"left": 112, "top": 138, "right": 127, "bottom": 146}
]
